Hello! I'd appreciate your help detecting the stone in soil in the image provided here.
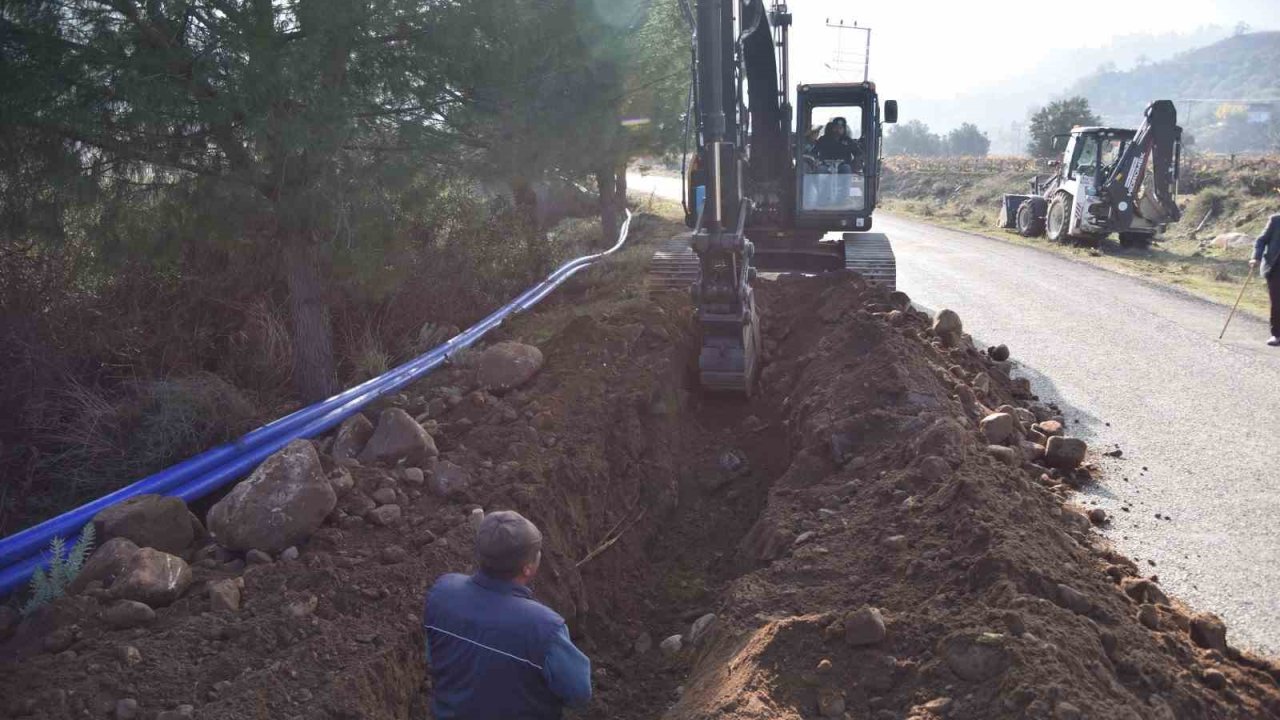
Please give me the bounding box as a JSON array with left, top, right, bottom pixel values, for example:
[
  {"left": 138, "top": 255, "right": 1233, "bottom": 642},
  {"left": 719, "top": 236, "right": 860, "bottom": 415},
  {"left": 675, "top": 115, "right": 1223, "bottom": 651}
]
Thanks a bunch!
[
  {"left": 359, "top": 408, "right": 439, "bottom": 468},
  {"left": 660, "top": 635, "right": 683, "bottom": 656},
  {"left": 939, "top": 632, "right": 1011, "bottom": 682},
  {"left": 108, "top": 548, "right": 192, "bottom": 607},
  {"left": 844, "top": 606, "right": 887, "bottom": 646},
  {"left": 207, "top": 439, "right": 337, "bottom": 554},
  {"left": 102, "top": 600, "right": 156, "bottom": 629},
  {"left": 428, "top": 460, "right": 471, "bottom": 498},
  {"left": 367, "top": 504, "right": 402, "bottom": 526},
  {"left": 1190, "top": 612, "right": 1228, "bottom": 652},
  {"left": 246, "top": 549, "right": 273, "bottom": 565},
  {"left": 1121, "top": 577, "right": 1170, "bottom": 606},
  {"left": 476, "top": 341, "right": 545, "bottom": 393},
  {"left": 332, "top": 413, "right": 375, "bottom": 461},
  {"left": 379, "top": 545, "right": 409, "bottom": 564},
  {"left": 68, "top": 536, "right": 140, "bottom": 595},
  {"left": 207, "top": 579, "right": 241, "bottom": 612},
  {"left": 92, "top": 494, "right": 198, "bottom": 556},
  {"left": 979, "top": 412, "right": 1016, "bottom": 444},
  {"left": 689, "top": 613, "right": 717, "bottom": 644}
]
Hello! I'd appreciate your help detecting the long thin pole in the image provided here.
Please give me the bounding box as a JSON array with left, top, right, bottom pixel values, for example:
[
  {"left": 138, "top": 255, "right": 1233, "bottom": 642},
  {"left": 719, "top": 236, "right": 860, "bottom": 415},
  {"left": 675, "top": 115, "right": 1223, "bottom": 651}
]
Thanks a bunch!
[{"left": 1219, "top": 264, "right": 1255, "bottom": 340}]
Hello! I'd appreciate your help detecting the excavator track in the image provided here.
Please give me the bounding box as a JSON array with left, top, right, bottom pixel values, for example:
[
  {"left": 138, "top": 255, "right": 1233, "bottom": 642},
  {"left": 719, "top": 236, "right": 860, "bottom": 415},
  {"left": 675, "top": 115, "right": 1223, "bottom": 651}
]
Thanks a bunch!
[
  {"left": 647, "top": 236, "right": 700, "bottom": 294},
  {"left": 843, "top": 232, "right": 896, "bottom": 290}
]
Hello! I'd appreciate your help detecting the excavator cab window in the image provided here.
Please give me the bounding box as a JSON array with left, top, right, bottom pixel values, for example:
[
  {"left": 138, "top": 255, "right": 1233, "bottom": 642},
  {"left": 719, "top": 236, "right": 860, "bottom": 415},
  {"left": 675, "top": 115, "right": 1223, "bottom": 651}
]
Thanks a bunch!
[{"left": 798, "top": 104, "right": 867, "bottom": 212}]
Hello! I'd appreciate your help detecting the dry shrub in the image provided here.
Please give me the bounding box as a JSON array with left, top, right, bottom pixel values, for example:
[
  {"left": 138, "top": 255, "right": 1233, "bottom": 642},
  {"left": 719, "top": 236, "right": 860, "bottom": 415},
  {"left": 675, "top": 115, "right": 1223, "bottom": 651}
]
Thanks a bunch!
[{"left": 9, "top": 373, "right": 257, "bottom": 532}]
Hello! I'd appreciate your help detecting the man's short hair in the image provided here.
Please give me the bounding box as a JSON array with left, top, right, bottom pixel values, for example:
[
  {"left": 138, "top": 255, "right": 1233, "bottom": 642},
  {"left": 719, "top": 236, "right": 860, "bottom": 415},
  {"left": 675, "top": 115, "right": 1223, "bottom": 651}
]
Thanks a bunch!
[{"left": 475, "top": 510, "right": 543, "bottom": 580}]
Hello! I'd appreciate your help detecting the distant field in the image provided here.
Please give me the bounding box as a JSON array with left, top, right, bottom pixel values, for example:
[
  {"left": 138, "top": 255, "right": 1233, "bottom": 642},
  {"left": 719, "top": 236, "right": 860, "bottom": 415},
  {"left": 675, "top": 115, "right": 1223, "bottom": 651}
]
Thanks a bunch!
[{"left": 881, "top": 154, "right": 1280, "bottom": 317}]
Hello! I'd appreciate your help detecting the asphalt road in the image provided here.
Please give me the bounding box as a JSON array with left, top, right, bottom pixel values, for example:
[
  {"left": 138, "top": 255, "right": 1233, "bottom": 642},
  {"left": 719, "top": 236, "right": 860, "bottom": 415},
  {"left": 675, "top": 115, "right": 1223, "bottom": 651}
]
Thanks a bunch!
[{"left": 628, "top": 172, "right": 1280, "bottom": 656}]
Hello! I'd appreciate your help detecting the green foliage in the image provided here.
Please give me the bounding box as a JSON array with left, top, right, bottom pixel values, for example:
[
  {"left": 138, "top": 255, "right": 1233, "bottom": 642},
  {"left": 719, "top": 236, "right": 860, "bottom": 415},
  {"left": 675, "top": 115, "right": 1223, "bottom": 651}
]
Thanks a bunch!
[
  {"left": 945, "top": 123, "right": 991, "bottom": 157},
  {"left": 1028, "top": 98, "right": 1102, "bottom": 158},
  {"left": 22, "top": 523, "right": 95, "bottom": 615},
  {"left": 885, "top": 120, "right": 943, "bottom": 156},
  {"left": 886, "top": 120, "right": 990, "bottom": 157}
]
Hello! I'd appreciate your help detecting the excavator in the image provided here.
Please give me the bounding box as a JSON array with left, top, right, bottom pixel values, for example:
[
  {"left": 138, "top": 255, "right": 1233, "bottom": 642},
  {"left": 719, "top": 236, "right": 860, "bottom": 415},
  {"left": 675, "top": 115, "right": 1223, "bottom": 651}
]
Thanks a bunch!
[
  {"left": 998, "top": 100, "right": 1183, "bottom": 248},
  {"left": 650, "top": 0, "right": 898, "bottom": 394}
]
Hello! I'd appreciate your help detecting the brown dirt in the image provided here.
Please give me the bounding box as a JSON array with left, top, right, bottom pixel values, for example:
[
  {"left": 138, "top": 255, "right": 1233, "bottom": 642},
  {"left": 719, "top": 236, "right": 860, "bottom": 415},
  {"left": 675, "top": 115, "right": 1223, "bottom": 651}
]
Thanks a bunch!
[{"left": 2, "top": 217, "right": 1278, "bottom": 719}]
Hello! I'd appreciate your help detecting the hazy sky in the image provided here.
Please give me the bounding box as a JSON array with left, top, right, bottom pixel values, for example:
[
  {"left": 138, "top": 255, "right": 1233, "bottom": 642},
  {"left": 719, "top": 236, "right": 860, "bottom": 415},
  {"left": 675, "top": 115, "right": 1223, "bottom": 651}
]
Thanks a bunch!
[{"left": 785, "top": 0, "right": 1280, "bottom": 100}]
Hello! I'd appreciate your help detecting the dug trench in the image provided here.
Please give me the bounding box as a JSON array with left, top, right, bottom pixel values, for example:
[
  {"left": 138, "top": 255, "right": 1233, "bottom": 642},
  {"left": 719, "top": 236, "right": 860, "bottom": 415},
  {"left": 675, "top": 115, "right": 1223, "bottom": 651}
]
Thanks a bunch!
[{"left": 3, "top": 224, "right": 1280, "bottom": 719}]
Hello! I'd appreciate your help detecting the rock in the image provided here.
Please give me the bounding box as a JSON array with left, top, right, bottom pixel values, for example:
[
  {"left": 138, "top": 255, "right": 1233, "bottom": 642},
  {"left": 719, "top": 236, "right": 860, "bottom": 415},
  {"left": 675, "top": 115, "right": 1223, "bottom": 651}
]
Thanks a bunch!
[
  {"left": 1020, "top": 441, "right": 1046, "bottom": 462},
  {"left": 917, "top": 456, "right": 950, "bottom": 483},
  {"left": 1054, "top": 701, "right": 1082, "bottom": 720},
  {"left": 940, "top": 632, "right": 1011, "bottom": 682},
  {"left": 109, "top": 548, "right": 192, "bottom": 607},
  {"left": 1044, "top": 436, "right": 1087, "bottom": 469},
  {"left": 69, "top": 537, "right": 141, "bottom": 595},
  {"left": 428, "top": 461, "right": 471, "bottom": 498},
  {"left": 818, "top": 688, "right": 846, "bottom": 717},
  {"left": 246, "top": 549, "right": 273, "bottom": 565},
  {"left": 1202, "top": 668, "right": 1227, "bottom": 690},
  {"left": 92, "top": 494, "right": 195, "bottom": 556},
  {"left": 469, "top": 508, "right": 485, "bottom": 533},
  {"left": 342, "top": 491, "right": 377, "bottom": 518},
  {"left": 332, "top": 413, "right": 375, "bottom": 461},
  {"left": 1190, "top": 612, "right": 1228, "bottom": 652},
  {"left": 689, "top": 613, "right": 716, "bottom": 644},
  {"left": 402, "top": 467, "right": 425, "bottom": 486},
  {"left": 883, "top": 535, "right": 908, "bottom": 551},
  {"left": 1121, "top": 578, "right": 1170, "bottom": 606},
  {"left": 328, "top": 468, "right": 355, "bottom": 496},
  {"left": 208, "top": 439, "right": 337, "bottom": 554},
  {"left": 118, "top": 645, "right": 142, "bottom": 665},
  {"left": 888, "top": 290, "right": 911, "bottom": 309},
  {"left": 1035, "top": 420, "right": 1064, "bottom": 437},
  {"left": 279, "top": 546, "right": 299, "bottom": 562},
  {"left": 286, "top": 595, "right": 318, "bottom": 619},
  {"left": 659, "top": 634, "right": 683, "bottom": 656},
  {"left": 476, "top": 342, "right": 545, "bottom": 393},
  {"left": 367, "top": 504, "right": 402, "bottom": 526},
  {"left": 987, "top": 344, "right": 1010, "bottom": 362},
  {"left": 980, "top": 413, "right": 1016, "bottom": 444},
  {"left": 1138, "top": 604, "right": 1160, "bottom": 630},
  {"left": 1212, "top": 232, "right": 1253, "bottom": 249},
  {"left": 922, "top": 697, "right": 954, "bottom": 714},
  {"left": 987, "top": 445, "right": 1019, "bottom": 467},
  {"left": 102, "top": 600, "right": 156, "bottom": 629},
  {"left": 371, "top": 487, "right": 398, "bottom": 506},
  {"left": 1056, "top": 584, "right": 1091, "bottom": 614},
  {"left": 380, "top": 545, "right": 408, "bottom": 564},
  {"left": 359, "top": 409, "right": 439, "bottom": 467},
  {"left": 844, "top": 606, "right": 887, "bottom": 646},
  {"left": 115, "top": 699, "right": 139, "bottom": 720},
  {"left": 208, "top": 579, "right": 241, "bottom": 612},
  {"left": 156, "top": 705, "right": 194, "bottom": 720},
  {"left": 634, "top": 632, "right": 653, "bottom": 655},
  {"left": 44, "top": 627, "right": 75, "bottom": 653},
  {"left": 1088, "top": 508, "right": 1107, "bottom": 525},
  {"left": 933, "top": 309, "right": 963, "bottom": 345}
]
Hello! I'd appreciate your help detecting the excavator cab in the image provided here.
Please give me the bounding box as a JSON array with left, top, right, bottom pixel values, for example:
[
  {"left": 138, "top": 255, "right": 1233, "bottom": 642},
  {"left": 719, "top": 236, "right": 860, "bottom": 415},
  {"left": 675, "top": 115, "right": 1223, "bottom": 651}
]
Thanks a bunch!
[{"left": 794, "top": 83, "right": 897, "bottom": 233}]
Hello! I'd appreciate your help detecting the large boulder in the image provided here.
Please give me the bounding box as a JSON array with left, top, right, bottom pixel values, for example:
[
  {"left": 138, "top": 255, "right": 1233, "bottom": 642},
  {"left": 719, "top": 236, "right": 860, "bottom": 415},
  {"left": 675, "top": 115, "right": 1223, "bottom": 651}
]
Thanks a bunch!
[
  {"left": 208, "top": 439, "right": 337, "bottom": 554},
  {"left": 357, "top": 409, "right": 438, "bottom": 467},
  {"left": 476, "top": 342, "right": 544, "bottom": 393},
  {"left": 68, "top": 537, "right": 140, "bottom": 595},
  {"left": 332, "top": 414, "right": 375, "bottom": 462},
  {"left": 92, "top": 494, "right": 197, "bottom": 556},
  {"left": 109, "top": 548, "right": 192, "bottom": 607}
]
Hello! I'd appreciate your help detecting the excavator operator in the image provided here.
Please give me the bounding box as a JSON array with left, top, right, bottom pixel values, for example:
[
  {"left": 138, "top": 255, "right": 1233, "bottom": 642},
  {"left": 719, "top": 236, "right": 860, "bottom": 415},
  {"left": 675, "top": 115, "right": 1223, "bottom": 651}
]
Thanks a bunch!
[{"left": 813, "top": 120, "right": 861, "bottom": 173}]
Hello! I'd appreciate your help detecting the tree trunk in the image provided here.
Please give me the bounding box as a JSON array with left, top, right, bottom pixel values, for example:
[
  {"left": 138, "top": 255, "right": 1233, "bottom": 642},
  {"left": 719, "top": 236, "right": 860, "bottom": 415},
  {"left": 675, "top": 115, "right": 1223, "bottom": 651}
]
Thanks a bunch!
[
  {"left": 282, "top": 234, "right": 338, "bottom": 402},
  {"left": 596, "top": 167, "right": 619, "bottom": 247}
]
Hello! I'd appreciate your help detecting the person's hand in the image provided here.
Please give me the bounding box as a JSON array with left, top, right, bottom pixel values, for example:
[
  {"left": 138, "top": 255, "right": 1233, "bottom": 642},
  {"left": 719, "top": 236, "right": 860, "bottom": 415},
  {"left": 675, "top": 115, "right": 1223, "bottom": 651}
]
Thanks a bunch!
[{"left": 1249, "top": 258, "right": 1258, "bottom": 269}]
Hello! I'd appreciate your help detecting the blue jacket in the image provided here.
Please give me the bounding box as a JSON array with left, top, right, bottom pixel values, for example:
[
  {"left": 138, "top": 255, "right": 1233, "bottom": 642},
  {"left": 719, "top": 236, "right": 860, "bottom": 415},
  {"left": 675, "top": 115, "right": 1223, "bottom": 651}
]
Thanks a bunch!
[
  {"left": 424, "top": 572, "right": 591, "bottom": 719},
  {"left": 1254, "top": 214, "right": 1280, "bottom": 277}
]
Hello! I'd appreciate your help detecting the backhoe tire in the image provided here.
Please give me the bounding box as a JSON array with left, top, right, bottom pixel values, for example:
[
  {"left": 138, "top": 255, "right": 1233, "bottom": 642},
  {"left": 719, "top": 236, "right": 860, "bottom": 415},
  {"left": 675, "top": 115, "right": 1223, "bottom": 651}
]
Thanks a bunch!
[
  {"left": 1015, "top": 200, "right": 1045, "bottom": 237},
  {"left": 1119, "top": 232, "right": 1151, "bottom": 249},
  {"left": 1046, "top": 193, "right": 1071, "bottom": 244}
]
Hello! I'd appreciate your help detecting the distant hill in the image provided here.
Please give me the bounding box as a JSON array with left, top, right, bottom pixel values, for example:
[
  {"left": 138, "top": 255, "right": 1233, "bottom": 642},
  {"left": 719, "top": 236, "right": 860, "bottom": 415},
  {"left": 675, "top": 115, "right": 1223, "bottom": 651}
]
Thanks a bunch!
[{"left": 1067, "top": 32, "right": 1280, "bottom": 151}]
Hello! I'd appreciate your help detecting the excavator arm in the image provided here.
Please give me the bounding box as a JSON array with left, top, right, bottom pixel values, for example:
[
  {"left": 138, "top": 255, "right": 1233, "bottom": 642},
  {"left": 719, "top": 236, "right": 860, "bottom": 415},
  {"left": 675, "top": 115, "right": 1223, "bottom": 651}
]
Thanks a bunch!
[{"left": 1096, "top": 99, "right": 1183, "bottom": 229}]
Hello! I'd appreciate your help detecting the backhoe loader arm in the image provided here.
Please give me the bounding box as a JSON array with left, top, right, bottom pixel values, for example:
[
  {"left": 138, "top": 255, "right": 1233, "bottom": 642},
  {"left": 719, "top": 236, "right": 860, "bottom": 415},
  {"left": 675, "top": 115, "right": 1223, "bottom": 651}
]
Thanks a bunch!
[{"left": 1099, "top": 99, "right": 1182, "bottom": 228}]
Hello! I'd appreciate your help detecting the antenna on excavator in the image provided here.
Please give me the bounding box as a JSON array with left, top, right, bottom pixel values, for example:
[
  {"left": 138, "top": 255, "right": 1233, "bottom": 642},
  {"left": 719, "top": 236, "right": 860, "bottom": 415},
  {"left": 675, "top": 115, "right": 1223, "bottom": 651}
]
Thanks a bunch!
[{"left": 824, "top": 18, "right": 871, "bottom": 82}]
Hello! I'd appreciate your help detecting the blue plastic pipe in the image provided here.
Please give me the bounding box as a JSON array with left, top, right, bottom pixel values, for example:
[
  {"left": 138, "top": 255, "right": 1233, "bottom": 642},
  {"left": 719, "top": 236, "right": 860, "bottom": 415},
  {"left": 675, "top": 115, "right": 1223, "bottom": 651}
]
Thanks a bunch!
[{"left": 0, "top": 212, "right": 632, "bottom": 596}]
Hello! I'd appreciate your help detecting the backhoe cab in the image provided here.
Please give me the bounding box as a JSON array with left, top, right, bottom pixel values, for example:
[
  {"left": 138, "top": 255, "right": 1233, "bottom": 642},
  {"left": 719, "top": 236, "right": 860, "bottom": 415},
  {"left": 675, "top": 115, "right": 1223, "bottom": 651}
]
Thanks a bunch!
[{"left": 1000, "top": 100, "right": 1182, "bottom": 248}]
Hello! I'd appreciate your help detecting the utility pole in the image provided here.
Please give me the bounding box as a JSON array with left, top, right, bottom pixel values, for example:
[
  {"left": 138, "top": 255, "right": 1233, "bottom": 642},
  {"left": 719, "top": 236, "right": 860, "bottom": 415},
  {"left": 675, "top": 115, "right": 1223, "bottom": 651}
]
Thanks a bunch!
[{"left": 824, "top": 18, "right": 871, "bottom": 82}]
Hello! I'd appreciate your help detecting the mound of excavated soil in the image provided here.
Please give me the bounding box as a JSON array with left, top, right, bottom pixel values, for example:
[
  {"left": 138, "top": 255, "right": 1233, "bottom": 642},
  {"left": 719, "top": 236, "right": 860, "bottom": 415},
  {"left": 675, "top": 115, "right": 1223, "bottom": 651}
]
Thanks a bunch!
[{"left": 2, "top": 227, "right": 1277, "bottom": 719}]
